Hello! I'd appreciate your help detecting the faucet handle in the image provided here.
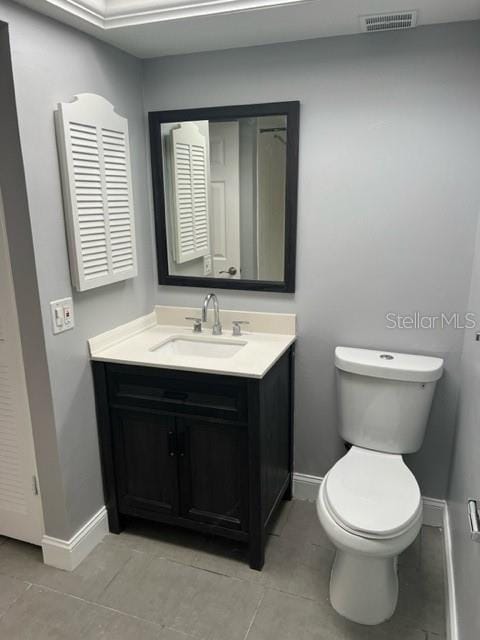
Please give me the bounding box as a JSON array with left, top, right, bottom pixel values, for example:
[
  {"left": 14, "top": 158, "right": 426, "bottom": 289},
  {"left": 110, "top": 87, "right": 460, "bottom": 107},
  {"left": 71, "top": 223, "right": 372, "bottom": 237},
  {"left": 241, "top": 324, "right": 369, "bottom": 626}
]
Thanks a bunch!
[
  {"left": 232, "top": 320, "right": 250, "bottom": 336},
  {"left": 185, "top": 317, "right": 202, "bottom": 333}
]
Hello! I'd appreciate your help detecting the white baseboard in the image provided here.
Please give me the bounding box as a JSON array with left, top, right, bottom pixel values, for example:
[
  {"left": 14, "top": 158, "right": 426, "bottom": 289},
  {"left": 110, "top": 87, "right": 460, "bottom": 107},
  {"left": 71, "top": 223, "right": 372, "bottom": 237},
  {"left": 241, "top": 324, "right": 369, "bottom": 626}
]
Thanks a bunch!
[
  {"left": 292, "top": 473, "right": 322, "bottom": 501},
  {"left": 422, "top": 496, "right": 446, "bottom": 528},
  {"left": 41, "top": 506, "right": 108, "bottom": 571},
  {"left": 293, "top": 472, "right": 446, "bottom": 527},
  {"left": 443, "top": 504, "right": 459, "bottom": 640}
]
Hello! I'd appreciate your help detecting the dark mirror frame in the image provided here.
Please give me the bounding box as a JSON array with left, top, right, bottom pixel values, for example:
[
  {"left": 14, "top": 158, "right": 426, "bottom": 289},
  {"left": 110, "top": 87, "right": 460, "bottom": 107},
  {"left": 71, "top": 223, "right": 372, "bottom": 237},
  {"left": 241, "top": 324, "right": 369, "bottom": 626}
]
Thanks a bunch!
[{"left": 148, "top": 101, "right": 299, "bottom": 293}]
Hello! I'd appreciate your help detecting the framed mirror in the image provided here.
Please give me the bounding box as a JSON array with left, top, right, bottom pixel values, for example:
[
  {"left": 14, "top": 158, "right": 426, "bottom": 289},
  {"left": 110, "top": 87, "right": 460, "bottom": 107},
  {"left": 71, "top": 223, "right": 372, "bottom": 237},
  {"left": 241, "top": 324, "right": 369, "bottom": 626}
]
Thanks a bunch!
[{"left": 149, "top": 102, "right": 299, "bottom": 292}]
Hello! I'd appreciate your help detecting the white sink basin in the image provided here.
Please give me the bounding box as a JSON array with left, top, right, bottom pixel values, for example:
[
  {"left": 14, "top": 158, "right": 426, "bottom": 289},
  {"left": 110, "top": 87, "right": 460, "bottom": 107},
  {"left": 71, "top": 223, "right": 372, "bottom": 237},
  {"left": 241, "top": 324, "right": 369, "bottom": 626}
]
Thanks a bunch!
[{"left": 150, "top": 336, "right": 246, "bottom": 359}]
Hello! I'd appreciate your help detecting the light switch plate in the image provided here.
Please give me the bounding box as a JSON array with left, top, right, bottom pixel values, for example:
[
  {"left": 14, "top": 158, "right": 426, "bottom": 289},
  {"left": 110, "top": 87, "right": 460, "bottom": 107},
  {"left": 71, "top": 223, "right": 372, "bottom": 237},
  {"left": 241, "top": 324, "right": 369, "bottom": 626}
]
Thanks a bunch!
[
  {"left": 50, "top": 297, "right": 74, "bottom": 334},
  {"left": 203, "top": 254, "right": 212, "bottom": 276}
]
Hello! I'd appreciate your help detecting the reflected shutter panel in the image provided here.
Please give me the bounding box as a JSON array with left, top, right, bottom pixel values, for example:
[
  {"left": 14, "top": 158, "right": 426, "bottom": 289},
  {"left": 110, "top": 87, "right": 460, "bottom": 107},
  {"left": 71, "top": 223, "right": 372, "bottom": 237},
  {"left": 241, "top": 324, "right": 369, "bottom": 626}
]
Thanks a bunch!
[
  {"left": 55, "top": 94, "right": 137, "bottom": 291},
  {"left": 171, "top": 123, "right": 210, "bottom": 264}
]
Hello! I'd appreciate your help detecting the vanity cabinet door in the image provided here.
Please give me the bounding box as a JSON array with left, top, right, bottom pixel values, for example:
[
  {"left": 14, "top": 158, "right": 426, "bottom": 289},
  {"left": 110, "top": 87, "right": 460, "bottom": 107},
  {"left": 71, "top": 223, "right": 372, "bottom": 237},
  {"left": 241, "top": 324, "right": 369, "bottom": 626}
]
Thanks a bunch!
[
  {"left": 112, "top": 409, "right": 179, "bottom": 518},
  {"left": 177, "top": 418, "right": 248, "bottom": 531}
]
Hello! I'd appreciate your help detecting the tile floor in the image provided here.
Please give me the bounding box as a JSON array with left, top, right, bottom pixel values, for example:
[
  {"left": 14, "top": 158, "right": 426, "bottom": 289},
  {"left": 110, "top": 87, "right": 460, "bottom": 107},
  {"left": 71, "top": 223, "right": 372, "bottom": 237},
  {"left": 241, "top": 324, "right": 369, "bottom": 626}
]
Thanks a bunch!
[{"left": 0, "top": 499, "right": 446, "bottom": 639}]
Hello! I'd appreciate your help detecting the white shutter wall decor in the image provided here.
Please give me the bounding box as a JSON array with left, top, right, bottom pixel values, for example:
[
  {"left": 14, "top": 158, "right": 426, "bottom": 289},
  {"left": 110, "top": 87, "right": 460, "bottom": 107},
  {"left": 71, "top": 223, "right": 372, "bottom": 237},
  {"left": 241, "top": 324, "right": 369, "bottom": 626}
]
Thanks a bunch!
[
  {"left": 171, "top": 122, "right": 210, "bottom": 264},
  {"left": 55, "top": 94, "right": 137, "bottom": 291}
]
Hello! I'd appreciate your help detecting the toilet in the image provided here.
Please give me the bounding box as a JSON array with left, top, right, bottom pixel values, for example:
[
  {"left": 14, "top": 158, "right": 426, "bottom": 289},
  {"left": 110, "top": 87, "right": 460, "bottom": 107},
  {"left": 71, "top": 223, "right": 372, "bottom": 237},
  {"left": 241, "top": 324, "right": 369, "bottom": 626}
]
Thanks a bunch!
[{"left": 316, "top": 346, "right": 443, "bottom": 625}]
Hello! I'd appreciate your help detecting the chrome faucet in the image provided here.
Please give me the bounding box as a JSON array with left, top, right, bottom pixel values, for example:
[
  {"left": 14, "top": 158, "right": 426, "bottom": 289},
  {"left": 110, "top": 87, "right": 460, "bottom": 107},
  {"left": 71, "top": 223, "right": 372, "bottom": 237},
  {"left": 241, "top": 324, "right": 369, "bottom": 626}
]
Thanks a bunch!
[{"left": 202, "top": 293, "right": 222, "bottom": 335}]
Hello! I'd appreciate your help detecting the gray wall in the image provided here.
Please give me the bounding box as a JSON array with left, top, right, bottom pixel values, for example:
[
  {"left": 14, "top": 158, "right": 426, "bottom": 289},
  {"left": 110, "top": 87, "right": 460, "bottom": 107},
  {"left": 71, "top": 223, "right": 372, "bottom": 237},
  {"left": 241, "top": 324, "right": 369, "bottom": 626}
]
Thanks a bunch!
[
  {"left": 447, "top": 213, "right": 480, "bottom": 640},
  {"left": 0, "top": 0, "right": 155, "bottom": 538},
  {"left": 0, "top": 22, "right": 68, "bottom": 538},
  {"left": 2, "top": 0, "right": 480, "bottom": 545},
  {"left": 144, "top": 22, "right": 480, "bottom": 498}
]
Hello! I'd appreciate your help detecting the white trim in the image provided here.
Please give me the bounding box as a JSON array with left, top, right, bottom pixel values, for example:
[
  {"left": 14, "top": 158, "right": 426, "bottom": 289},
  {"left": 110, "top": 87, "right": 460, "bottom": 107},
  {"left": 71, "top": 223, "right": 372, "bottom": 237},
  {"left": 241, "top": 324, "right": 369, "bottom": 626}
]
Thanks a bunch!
[
  {"left": 154, "top": 305, "right": 296, "bottom": 335},
  {"left": 443, "top": 504, "right": 459, "bottom": 640},
  {"left": 293, "top": 472, "right": 446, "bottom": 527},
  {"left": 41, "top": 506, "right": 108, "bottom": 571},
  {"left": 293, "top": 472, "right": 322, "bottom": 501},
  {"left": 18, "top": 0, "right": 312, "bottom": 29},
  {"left": 36, "top": 0, "right": 105, "bottom": 27},
  {"left": 88, "top": 311, "right": 156, "bottom": 354},
  {"left": 422, "top": 496, "right": 446, "bottom": 528},
  {"left": 105, "top": 0, "right": 312, "bottom": 28}
]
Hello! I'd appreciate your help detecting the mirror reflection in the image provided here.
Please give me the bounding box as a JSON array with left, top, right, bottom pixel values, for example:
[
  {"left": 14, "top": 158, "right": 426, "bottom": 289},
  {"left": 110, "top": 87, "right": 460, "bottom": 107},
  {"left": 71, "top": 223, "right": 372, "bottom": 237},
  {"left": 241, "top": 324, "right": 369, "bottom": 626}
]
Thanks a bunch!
[{"left": 161, "top": 115, "right": 287, "bottom": 281}]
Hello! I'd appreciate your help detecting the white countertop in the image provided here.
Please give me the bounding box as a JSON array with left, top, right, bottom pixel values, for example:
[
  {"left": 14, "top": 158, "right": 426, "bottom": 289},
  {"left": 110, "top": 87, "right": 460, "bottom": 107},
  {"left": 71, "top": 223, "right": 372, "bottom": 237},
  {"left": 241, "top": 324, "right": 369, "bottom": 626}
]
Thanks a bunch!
[{"left": 88, "top": 306, "right": 296, "bottom": 379}]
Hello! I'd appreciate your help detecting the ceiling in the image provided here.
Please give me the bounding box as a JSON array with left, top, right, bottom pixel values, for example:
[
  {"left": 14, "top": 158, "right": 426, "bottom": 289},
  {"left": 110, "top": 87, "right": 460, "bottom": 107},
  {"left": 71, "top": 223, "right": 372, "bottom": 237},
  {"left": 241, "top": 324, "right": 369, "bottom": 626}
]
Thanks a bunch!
[{"left": 13, "top": 0, "right": 480, "bottom": 58}]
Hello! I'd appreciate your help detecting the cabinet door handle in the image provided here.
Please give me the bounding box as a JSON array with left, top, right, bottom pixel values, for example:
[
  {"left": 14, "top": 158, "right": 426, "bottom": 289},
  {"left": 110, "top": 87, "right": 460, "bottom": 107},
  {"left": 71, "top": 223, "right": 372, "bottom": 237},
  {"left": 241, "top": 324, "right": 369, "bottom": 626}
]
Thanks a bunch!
[
  {"left": 177, "top": 431, "right": 186, "bottom": 457},
  {"left": 168, "top": 431, "right": 176, "bottom": 457}
]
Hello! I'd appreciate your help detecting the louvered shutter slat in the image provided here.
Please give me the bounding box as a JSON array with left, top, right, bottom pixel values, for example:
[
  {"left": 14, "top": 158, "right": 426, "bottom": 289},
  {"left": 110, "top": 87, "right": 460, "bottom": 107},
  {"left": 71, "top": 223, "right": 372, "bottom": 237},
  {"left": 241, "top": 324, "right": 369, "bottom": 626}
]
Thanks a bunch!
[
  {"left": 0, "top": 360, "right": 27, "bottom": 514},
  {"left": 55, "top": 94, "right": 137, "bottom": 291},
  {"left": 171, "top": 123, "right": 210, "bottom": 264}
]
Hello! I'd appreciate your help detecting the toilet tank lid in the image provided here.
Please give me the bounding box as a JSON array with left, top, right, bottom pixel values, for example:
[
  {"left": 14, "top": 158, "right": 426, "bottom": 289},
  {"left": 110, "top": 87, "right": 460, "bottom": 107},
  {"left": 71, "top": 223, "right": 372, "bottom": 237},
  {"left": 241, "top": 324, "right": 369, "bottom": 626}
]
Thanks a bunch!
[{"left": 335, "top": 346, "right": 443, "bottom": 383}]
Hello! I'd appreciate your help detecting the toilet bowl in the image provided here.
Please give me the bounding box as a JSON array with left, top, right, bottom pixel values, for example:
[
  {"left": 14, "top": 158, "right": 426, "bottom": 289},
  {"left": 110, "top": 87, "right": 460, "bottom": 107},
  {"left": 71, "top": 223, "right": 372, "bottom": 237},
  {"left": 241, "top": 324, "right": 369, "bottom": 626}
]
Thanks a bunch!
[
  {"left": 317, "top": 346, "right": 443, "bottom": 625},
  {"left": 316, "top": 446, "right": 423, "bottom": 625}
]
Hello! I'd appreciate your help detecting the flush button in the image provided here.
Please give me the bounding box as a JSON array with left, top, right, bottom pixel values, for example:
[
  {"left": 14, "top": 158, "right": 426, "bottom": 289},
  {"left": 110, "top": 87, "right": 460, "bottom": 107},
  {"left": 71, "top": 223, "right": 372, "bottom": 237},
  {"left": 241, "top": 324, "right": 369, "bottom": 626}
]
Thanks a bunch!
[{"left": 380, "top": 354, "right": 394, "bottom": 360}]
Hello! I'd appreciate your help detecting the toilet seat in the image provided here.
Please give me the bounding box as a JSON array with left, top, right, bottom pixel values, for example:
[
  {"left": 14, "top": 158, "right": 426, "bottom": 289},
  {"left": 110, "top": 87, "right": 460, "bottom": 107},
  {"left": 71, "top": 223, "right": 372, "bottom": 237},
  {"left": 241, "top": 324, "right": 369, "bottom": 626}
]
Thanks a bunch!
[{"left": 324, "top": 446, "right": 421, "bottom": 539}]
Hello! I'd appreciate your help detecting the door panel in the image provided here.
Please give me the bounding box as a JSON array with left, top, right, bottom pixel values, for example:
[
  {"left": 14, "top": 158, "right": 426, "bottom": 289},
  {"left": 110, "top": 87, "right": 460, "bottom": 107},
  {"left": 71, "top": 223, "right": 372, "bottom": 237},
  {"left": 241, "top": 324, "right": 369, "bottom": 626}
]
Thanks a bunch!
[
  {"left": 112, "top": 409, "right": 178, "bottom": 517},
  {"left": 0, "top": 191, "right": 43, "bottom": 544},
  {"left": 178, "top": 417, "right": 247, "bottom": 531},
  {"left": 209, "top": 121, "right": 240, "bottom": 279}
]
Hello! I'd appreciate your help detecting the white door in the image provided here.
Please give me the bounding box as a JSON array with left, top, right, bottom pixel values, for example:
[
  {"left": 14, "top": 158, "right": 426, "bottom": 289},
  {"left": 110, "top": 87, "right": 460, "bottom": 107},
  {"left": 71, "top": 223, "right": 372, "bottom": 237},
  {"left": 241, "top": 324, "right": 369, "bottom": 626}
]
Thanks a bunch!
[
  {"left": 0, "top": 189, "right": 44, "bottom": 544},
  {"left": 209, "top": 122, "right": 241, "bottom": 279}
]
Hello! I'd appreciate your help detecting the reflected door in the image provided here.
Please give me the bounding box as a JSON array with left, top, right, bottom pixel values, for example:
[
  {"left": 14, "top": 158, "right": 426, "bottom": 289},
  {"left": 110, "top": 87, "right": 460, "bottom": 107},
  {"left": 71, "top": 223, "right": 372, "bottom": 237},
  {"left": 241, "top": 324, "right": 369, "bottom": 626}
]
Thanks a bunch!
[{"left": 209, "top": 122, "right": 241, "bottom": 278}]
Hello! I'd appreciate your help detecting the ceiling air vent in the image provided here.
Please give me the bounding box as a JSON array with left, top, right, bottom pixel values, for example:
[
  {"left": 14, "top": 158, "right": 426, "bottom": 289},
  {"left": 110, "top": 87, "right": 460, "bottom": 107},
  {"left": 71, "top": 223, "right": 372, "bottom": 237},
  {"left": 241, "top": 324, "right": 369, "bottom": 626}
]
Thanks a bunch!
[{"left": 360, "top": 10, "right": 417, "bottom": 33}]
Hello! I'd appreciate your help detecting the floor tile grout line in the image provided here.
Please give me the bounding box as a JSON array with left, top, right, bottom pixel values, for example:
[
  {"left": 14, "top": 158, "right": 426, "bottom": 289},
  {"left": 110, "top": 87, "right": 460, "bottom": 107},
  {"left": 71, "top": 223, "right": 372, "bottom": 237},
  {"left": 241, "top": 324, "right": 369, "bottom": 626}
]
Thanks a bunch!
[
  {"left": 0, "top": 557, "right": 444, "bottom": 635},
  {"left": 92, "top": 548, "right": 138, "bottom": 599},
  {"left": 0, "top": 510, "right": 446, "bottom": 638},
  {"left": 0, "top": 581, "right": 32, "bottom": 624},
  {"left": 27, "top": 578, "right": 262, "bottom": 640},
  {"left": 242, "top": 589, "right": 266, "bottom": 640},
  {"left": 163, "top": 626, "right": 197, "bottom": 639},
  {"left": 116, "top": 544, "right": 261, "bottom": 587},
  {"left": 102, "top": 511, "right": 307, "bottom": 568},
  {"left": 104, "top": 532, "right": 444, "bottom": 631},
  {"left": 15, "top": 581, "right": 170, "bottom": 630},
  {"left": 235, "top": 581, "right": 442, "bottom": 637},
  {"left": 103, "top": 536, "right": 213, "bottom": 571}
]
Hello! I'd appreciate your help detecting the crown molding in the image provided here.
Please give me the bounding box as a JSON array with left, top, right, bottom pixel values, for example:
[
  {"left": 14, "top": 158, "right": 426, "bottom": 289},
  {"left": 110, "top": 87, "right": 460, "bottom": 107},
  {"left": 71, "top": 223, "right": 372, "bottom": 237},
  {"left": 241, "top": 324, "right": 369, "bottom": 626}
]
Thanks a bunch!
[
  {"left": 22, "top": 0, "right": 312, "bottom": 29},
  {"left": 40, "top": 0, "right": 105, "bottom": 27}
]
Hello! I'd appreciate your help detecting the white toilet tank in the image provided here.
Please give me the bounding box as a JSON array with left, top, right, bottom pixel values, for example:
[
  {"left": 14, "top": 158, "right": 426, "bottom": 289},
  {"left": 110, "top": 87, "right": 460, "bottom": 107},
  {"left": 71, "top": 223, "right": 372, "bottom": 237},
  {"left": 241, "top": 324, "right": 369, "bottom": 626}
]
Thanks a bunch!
[{"left": 335, "top": 347, "right": 443, "bottom": 454}]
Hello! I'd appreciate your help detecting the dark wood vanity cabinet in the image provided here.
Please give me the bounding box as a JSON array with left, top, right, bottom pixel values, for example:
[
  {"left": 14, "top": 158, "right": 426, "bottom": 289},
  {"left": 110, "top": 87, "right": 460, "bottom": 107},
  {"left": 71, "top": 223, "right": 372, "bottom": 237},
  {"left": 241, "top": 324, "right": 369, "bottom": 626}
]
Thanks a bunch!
[{"left": 92, "top": 346, "right": 294, "bottom": 570}]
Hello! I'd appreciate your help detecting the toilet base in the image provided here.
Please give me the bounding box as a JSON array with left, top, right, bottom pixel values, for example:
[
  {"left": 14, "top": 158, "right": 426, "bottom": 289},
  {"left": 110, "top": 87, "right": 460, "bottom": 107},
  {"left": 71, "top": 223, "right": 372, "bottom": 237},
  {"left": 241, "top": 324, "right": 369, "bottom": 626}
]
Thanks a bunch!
[
  {"left": 317, "top": 477, "right": 422, "bottom": 626},
  {"left": 329, "top": 550, "right": 398, "bottom": 625}
]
